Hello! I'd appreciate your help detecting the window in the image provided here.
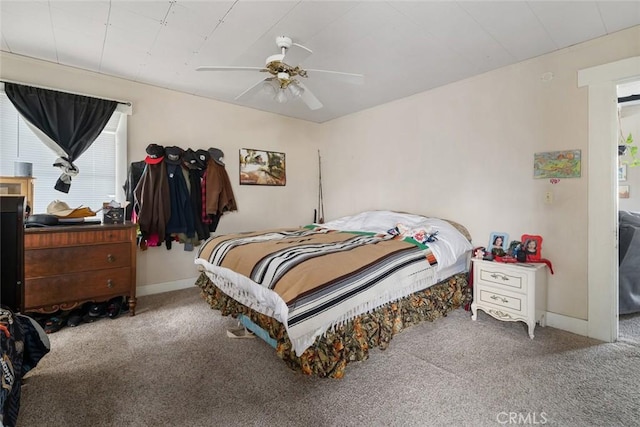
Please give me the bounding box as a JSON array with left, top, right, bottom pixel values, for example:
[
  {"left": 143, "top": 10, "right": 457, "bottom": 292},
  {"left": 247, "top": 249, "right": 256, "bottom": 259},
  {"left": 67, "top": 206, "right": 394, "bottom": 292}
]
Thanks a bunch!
[{"left": 0, "top": 91, "right": 127, "bottom": 216}]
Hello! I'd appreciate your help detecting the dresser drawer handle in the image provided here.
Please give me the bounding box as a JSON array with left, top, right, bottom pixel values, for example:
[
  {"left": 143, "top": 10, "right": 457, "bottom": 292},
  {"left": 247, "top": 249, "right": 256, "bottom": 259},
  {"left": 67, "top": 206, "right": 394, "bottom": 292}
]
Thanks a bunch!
[
  {"left": 107, "top": 279, "right": 114, "bottom": 288},
  {"left": 107, "top": 254, "right": 115, "bottom": 263},
  {"left": 490, "top": 273, "right": 509, "bottom": 281},
  {"left": 490, "top": 294, "right": 508, "bottom": 303}
]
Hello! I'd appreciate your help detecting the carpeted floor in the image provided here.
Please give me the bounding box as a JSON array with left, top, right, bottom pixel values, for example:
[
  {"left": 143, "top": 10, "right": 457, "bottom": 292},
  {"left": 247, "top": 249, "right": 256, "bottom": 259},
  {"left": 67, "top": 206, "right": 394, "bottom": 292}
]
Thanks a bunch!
[{"left": 17, "top": 287, "right": 640, "bottom": 427}]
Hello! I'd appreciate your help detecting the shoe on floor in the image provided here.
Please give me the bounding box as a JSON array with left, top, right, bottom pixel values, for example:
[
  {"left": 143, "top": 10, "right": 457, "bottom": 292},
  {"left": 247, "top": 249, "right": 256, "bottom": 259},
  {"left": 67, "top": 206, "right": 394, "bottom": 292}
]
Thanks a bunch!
[
  {"left": 226, "top": 326, "right": 255, "bottom": 339},
  {"left": 88, "top": 302, "right": 108, "bottom": 318},
  {"left": 106, "top": 297, "right": 124, "bottom": 319},
  {"left": 66, "top": 303, "right": 90, "bottom": 327},
  {"left": 44, "top": 312, "right": 69, "bottom": 334}
]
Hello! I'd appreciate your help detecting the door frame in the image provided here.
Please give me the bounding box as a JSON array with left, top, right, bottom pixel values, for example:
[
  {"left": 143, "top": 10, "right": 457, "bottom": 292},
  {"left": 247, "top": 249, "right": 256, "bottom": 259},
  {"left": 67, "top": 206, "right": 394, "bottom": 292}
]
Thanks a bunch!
[{"left": 578, "top": 56, "right": 640, "bottom": 342}]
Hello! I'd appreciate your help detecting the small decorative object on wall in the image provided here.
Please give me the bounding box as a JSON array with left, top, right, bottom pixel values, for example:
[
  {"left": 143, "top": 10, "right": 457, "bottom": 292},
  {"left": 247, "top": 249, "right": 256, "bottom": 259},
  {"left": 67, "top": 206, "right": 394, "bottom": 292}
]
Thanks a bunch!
[
  {"left": 619, "top": 185, "right": 630, "bottom": 199},
  {"left": 488, "top": 232, "right": 509, "bottom": 255},
  {"left": 619, "top": 164, "right": 628, "bottom": 181},
  {"left": 534, "top": 150, "right": 581, "bottom": 179},
  {"left": 521, "top": 234, "right": 543, "bottom": 261},
  {"left": 239, "top": 148, "right": 286, "bottom": 186}
]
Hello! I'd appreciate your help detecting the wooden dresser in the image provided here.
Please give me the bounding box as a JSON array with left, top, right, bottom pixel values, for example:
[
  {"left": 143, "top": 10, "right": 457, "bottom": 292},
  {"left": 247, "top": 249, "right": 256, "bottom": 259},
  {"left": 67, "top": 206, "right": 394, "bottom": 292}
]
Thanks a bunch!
[{"left": 24, "top": 222, "right": 137, "bottom": 315}]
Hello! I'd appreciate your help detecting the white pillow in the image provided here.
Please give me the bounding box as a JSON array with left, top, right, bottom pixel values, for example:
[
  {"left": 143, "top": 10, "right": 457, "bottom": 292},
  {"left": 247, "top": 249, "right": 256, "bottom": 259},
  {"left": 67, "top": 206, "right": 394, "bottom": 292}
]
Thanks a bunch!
[
  {"left": 318, "top": 211, "right": 472, "bottom": 269},
  {"left": 320, "top": 210, "right": 428, "bottom": 233}
]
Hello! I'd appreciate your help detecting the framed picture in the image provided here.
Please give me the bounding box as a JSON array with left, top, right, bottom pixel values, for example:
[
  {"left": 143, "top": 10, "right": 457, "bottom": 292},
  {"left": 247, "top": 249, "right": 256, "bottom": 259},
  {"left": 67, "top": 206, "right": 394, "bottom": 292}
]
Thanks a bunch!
[
  {"left": 521, "top": 234, "right": 543, "bottom": 261},
  {"left": 488, "top": 232, "right": 509, "bottom": 253},
  {"left": 619, "top": 185, "right": 630, "bottom": 199},
  {"left": 239, "top": 148, "right": 286, "bottom": 186},
  {"left": 533, "top": 150, "right": 581, "bottom": 179},
  {"left": 619, "top": 164, "right": 627, "bottom": 181}
]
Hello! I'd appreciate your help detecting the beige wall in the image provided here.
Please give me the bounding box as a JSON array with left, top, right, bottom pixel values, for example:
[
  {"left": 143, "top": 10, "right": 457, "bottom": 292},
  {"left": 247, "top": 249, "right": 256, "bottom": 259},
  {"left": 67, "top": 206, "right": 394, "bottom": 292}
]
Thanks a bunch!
[
  {"left": 319, "top": 26, "right": 640, "bottom": 320},
  {"left": 0, "top": 52, "right": 321, "bottom": 288},
  {"left": 2, "top": 25, "right": 639, "bottom": 322}
]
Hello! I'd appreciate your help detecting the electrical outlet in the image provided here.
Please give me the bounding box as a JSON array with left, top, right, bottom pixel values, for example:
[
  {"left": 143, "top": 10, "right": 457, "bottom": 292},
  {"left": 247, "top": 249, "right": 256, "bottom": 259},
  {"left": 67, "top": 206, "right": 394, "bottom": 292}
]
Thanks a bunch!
[{"left": 545, "top": 191, "right": 553, "bottom": 204}]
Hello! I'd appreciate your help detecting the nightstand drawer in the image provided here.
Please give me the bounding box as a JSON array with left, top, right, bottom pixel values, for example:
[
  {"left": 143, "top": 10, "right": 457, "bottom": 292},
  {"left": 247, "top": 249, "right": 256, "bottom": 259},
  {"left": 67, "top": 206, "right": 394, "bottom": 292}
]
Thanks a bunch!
[
  {"left": 478, "top": 287, "right": 526, "bottom": 315},
  {"left": 477, "top": 265, "right": 527, "bottom": 293}
]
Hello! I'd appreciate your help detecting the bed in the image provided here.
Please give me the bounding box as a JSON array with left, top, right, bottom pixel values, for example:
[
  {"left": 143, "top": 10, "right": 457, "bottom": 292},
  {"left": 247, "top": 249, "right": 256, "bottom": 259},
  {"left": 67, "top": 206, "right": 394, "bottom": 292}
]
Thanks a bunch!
[
  {"left": 194, "top": 210, "right": 473, "bottom": 378},
  {"left": 619, "top": 210, "right": 640, "bottom": 314}
]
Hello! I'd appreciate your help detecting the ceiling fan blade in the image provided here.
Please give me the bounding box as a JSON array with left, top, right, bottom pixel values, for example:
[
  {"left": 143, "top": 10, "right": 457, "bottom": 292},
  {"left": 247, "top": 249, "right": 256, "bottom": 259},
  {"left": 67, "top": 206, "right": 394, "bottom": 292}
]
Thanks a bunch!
[
  {"left": 196, "top": 66, "right": 265, "bottom": 72},
  {"left": 303, "top": 69, "right": 365, "bottom": 85},
  {"left": 295, "top": 81, "right": 323, "bottom": 110},
  {"left": 283, "top": 43, "right": 313, "bottom": 67},
  {"left": 235, "top": 77, "right": 274, "bottom": 101}
]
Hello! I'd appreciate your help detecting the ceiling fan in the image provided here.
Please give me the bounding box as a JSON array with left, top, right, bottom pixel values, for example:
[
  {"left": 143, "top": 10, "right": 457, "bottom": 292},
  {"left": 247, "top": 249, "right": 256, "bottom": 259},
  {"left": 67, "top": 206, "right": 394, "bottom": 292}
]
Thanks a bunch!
[{"left": 196, "top": 36, "right": 364, "bottom": 110}]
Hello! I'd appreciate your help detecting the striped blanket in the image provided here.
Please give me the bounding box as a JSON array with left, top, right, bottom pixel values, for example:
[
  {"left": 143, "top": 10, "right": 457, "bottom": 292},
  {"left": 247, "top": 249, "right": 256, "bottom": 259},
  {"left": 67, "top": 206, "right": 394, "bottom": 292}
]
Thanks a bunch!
[{"left": 195, "top": 227, "right": 439, "bottom": 356}]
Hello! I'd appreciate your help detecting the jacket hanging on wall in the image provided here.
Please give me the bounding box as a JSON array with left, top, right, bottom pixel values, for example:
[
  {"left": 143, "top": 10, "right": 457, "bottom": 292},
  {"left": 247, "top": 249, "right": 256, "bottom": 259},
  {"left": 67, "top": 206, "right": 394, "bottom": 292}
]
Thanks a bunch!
[
  {"left": 133, "top": 144, "right": 171, "bottom": 247},
  {"left": 205, "top": 148, "right": 237, "bottom": 220}
]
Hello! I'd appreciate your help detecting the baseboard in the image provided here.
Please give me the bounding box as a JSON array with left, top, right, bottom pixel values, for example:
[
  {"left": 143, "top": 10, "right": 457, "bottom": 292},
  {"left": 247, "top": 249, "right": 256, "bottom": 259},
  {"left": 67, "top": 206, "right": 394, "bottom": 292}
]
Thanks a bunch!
[
  {"left": 545, "top": 311, "right": 588, "bottom": 337},
  {"left": 136, "top": 277, "right": 199, "bottom": 297}
]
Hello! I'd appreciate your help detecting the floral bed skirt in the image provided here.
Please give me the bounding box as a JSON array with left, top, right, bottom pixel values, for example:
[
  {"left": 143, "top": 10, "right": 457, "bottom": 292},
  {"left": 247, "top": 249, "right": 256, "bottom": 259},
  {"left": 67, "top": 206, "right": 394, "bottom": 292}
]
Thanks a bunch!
[{"left": 195, "top": 271, "right": 471, "bottom": 379}]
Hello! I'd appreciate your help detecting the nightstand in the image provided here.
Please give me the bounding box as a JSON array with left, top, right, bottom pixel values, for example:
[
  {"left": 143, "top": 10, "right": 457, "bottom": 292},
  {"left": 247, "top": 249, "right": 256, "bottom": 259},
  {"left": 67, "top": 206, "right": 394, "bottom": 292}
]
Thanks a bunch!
[{"left": 470, "top": 258, "right": 547, "bottom": 338}]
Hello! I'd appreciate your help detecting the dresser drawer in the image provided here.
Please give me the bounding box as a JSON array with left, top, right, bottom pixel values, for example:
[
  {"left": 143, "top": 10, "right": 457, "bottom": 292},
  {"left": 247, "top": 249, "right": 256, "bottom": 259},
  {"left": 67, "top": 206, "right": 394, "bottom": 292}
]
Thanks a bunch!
[
  {"left": 24, "top": 267, "right": 131, "bottom": 309},
  {"left": 478, "top": 286, "right": 526, "bottom": 315},
  {"left": 25, "top": 227, "right": 132, "bottom": 249},
  {"left": 477, "top": 265, "right": 528, "bottom": 294},
  {"left": 25, "top": 243, "right": 131, "bottom": 277}
]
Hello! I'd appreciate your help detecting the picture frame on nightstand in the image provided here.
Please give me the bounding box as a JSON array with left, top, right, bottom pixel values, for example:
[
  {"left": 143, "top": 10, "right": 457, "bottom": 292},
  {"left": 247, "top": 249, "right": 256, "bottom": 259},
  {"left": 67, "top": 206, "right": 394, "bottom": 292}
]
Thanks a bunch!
[
  {"left": 521, "top": 234, "right": 543, "bottom": 261},
  {"left": 488, "top": 232, "right": 509, "bottom": 253}
]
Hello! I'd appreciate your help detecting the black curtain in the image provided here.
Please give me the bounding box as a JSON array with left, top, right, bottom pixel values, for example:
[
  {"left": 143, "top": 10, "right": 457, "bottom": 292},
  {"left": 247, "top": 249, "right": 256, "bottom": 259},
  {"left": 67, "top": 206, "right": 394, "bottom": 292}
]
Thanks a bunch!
[{"left": 4, "top": 83, "right": 118, "bottom": 193}]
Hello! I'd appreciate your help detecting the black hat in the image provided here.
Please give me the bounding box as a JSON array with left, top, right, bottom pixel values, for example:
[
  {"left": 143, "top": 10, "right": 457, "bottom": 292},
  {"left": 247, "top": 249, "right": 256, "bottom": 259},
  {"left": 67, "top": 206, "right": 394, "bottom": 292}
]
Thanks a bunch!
[
  {"left": 145, "top": 144, "right": 165, "bottom": 164},
  {"left": 182, "top": 149, "right": 199, "bottom": 170},
  {"left": 208, "top": 148, "right": 225, "bottom": 166},
  {"left": 195, "top": 149, "right": 210, "bottom": 170},
  {"left": 164, "top": 146, "right": 184, "bottom": 165}
]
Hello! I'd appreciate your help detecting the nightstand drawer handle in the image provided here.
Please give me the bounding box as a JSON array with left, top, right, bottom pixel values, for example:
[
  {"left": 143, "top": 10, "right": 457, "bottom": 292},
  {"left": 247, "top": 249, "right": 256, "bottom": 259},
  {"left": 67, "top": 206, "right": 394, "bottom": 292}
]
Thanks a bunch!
[
  {"left": 107, "top": 279, "right": 114, "bottom": 288},
  {"left": 490, "top": 294, "right": 509, "bottom": 303},
  {"left": 107, "top": 254, "right": 115, "bottom": 263},
  {"left": 490, "top": 273, "right": 509, "bottom": 281}
]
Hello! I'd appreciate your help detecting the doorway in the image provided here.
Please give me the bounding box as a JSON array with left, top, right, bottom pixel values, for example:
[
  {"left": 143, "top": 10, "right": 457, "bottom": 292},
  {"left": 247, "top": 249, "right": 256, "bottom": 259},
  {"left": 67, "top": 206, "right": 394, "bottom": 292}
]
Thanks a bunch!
[
  {"left": 617, "top": 79, "right": 640, "bottom": 342},
  {"left": 579, "top": 56, "right": 640, "bottom": 343}
]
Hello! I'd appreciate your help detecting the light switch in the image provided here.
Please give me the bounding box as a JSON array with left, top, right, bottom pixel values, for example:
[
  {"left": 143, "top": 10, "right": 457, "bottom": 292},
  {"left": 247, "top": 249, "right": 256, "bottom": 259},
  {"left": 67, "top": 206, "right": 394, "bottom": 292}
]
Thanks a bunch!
[{"left": 545, "top": 191, "right": 553, "bottom": 204}]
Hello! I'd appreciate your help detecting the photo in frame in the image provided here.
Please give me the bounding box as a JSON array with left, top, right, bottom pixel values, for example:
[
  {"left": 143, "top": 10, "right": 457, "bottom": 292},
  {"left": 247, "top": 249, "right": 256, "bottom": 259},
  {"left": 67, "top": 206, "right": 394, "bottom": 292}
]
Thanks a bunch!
[
  {"left": 521, "top": 234, "right": 543, "bottom": 261},
  {"left": 619, "top": 164, "right": 627, "bottom": 181},
  {"left": 488, "top": 232, "right": 509, "bottom": 254},
  {"left": 239, "top": 148, "right": 286, "bottom": 186}
]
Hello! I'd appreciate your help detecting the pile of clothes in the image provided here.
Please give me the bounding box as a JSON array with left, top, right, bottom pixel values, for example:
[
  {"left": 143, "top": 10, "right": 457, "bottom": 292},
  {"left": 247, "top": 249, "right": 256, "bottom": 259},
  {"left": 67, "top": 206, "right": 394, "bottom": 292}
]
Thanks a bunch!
[
  {"left": 124, "top": 145, "right": 237, "bottom": 251},
  {"left": 1, "top": 307, "right": 50, "bottom": 427}
]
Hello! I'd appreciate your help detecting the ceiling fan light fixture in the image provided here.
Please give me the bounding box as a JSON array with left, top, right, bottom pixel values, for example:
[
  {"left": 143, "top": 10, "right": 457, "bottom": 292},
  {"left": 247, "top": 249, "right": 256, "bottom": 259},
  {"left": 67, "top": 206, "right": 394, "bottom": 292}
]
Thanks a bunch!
[
  {"left": 288, "top": 82, "right": 304, "bottom": 98},
  {"left": 275, "top": 89, "right": 288, "bottom": 104},
  {"left": 261, "top": 80, "right": 277, "bottom": 96}
]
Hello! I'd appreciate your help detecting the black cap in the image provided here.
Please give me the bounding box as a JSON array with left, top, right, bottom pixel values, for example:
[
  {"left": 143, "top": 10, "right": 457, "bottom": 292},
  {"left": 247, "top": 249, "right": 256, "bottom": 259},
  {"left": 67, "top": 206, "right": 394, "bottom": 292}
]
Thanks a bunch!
[
  {"left": 208, "top": 148, "right": 224, "bottom": 166},
  {"left": 145, "top": 144, "right": 165, "bottom": 164},
  {"left": 164, "top": 146, "right": 184, "bottom": 165},
  {"left": 195, "top": 149, "right": 210, "bottom": 170}
]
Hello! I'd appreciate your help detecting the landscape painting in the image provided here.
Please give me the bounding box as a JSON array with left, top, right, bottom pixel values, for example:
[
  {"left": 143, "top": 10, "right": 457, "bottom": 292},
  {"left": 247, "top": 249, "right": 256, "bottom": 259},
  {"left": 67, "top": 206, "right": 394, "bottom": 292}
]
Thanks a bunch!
[
  {"left": 239, "top": 149, "right": 286, "bottom": 186},
  {"left": 534, "top": 150, "right": 581, "bottom": 179}
]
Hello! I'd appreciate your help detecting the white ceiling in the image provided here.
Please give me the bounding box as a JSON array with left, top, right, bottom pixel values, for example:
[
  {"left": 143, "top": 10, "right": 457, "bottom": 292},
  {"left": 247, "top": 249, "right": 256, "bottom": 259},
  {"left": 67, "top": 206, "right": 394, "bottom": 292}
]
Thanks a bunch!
[{"left": 1, "top": 1, "right": 639, "bottom": 123}]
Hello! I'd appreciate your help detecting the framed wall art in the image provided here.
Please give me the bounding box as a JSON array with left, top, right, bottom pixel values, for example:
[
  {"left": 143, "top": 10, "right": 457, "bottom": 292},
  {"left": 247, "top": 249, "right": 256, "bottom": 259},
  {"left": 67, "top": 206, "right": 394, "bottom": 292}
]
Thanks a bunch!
[
  {"left": 533, "top": 150, "right": 581, "bottom": 179},
  {"left": 619, "top": 185, "right": 630, "bottom": 199},
  {"left": 619, "top": 164, "right": 627, "bottom": 181},
  {"left": 239, "top": 148, "right": 286, "bottom": 186}
]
